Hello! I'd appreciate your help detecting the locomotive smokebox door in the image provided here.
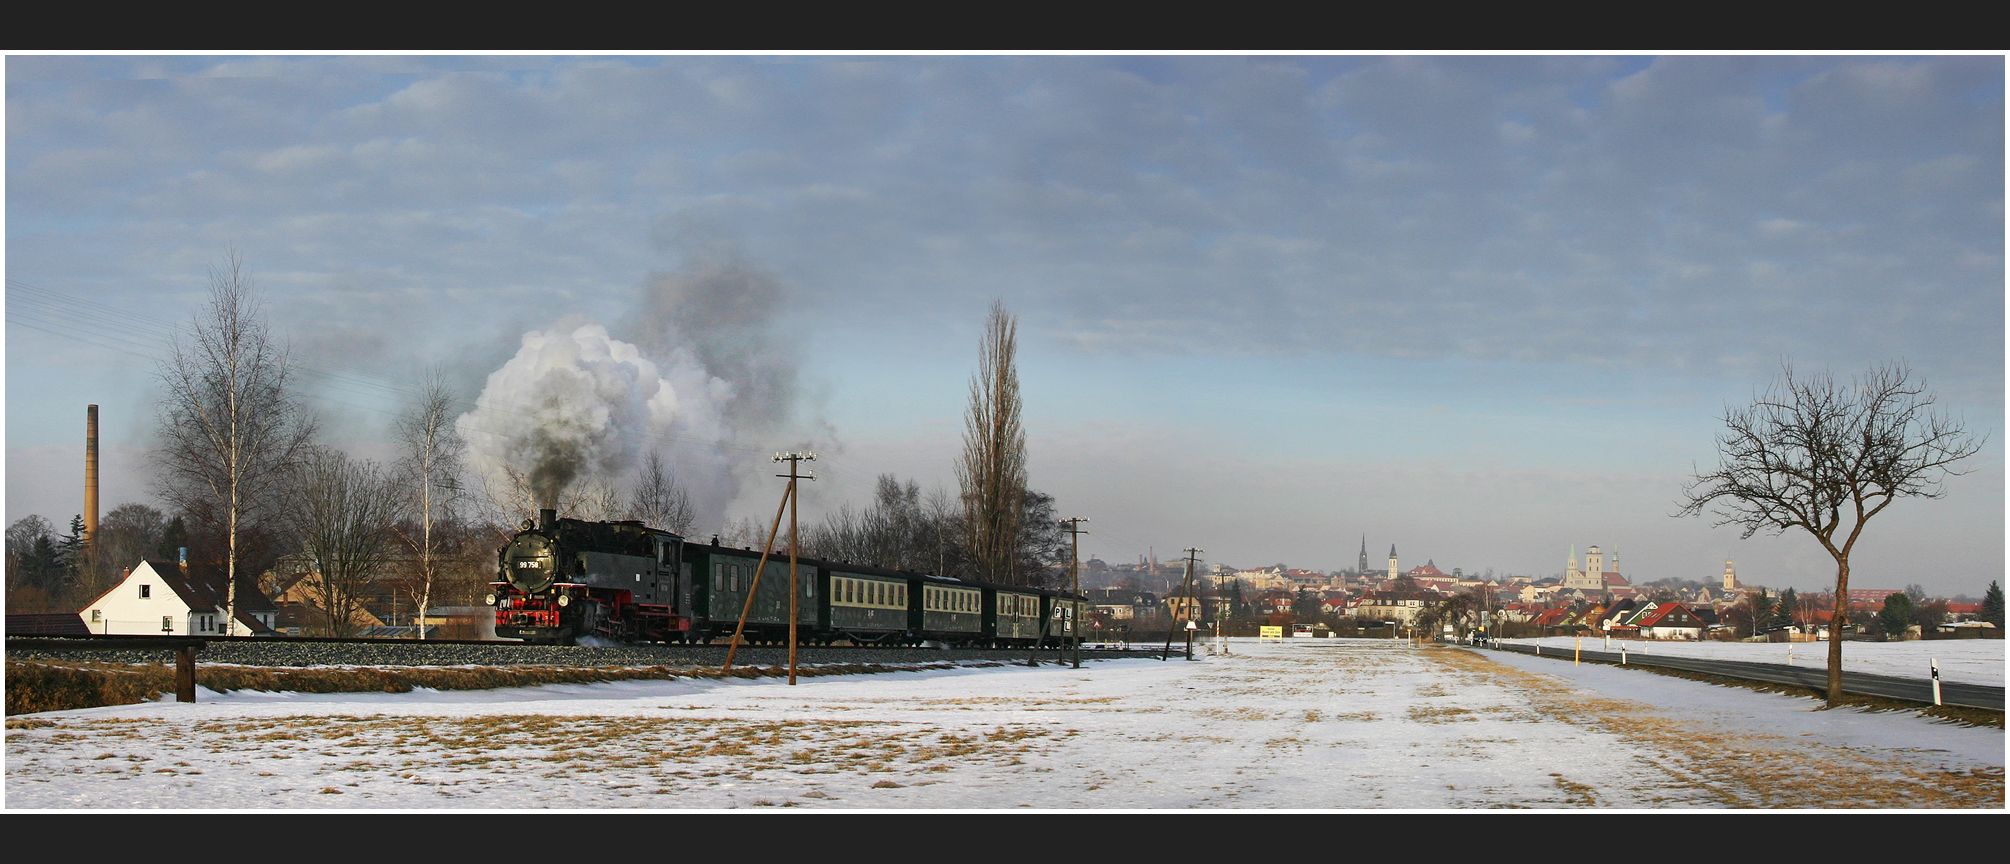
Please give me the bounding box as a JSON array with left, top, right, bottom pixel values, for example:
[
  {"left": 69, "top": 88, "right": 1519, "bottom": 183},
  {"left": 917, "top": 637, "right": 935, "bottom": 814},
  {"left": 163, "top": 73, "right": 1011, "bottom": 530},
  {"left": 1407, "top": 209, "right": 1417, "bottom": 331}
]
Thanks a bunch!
[{"left": 505, "top": 533, "right": 558, "bottom": 594}]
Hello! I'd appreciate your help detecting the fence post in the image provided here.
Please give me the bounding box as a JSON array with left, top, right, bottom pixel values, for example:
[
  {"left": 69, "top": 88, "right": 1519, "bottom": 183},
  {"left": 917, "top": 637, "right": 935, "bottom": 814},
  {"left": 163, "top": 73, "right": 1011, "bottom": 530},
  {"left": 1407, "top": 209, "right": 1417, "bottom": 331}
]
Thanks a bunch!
[{"left": 175, "top": 645, "right": 197, "bottom": 703}]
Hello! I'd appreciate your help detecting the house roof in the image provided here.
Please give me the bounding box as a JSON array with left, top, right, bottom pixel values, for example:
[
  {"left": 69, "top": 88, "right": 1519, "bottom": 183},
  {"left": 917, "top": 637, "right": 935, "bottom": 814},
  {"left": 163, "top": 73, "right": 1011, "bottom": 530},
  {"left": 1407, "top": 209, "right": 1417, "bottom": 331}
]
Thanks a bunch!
[
  {"left": 6, "top": 613, "right": 92, "bottom": 635},
  {"left": 1634, "top": 603, "right": 1703, "bottom": 629}
]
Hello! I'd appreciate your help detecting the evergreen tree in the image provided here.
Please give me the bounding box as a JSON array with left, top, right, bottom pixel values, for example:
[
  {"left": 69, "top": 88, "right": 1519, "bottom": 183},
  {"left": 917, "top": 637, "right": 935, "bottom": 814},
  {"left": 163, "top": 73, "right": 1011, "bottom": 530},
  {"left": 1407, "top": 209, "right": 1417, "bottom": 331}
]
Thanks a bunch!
[
  {"left": 1983, "top": 581, "right": 2005, "bottom": 629},
  {"left": 24, "top": 535, "right": 63, "bottom": 590},
  {"left": 1877, "top": 592, "right": 1914, "bottom": 639},
  {"left": 1292, "top": 587, "right": 1318, "bottom": 619},
  {"left": 1773, "top": 587, "right": 1800, "bottom": 631},
  {"left": 7, "top": 515, "right": 55, "bottom": 585},
  {"left": 55, "top": 514, "right": 88, "bottom": 589},
  {"left": 155, "top": 515, "right": 189, "bottom": 562}
]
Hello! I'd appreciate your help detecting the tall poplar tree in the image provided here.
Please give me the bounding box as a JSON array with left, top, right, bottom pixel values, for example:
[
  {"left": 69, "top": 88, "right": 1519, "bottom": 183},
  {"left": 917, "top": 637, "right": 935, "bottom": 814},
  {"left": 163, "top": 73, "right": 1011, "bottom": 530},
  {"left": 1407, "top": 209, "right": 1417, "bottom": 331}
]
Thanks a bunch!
[{"left": 957, "top": 301, "right": 1027, "bottom": 585}]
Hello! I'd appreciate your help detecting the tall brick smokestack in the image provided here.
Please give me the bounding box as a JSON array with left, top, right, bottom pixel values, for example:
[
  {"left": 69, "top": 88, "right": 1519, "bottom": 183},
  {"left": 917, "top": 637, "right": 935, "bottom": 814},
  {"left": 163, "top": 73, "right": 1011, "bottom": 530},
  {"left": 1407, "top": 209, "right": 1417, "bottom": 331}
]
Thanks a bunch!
[{"left": 85, "top": 404, "right": 99, "bottom": 543}]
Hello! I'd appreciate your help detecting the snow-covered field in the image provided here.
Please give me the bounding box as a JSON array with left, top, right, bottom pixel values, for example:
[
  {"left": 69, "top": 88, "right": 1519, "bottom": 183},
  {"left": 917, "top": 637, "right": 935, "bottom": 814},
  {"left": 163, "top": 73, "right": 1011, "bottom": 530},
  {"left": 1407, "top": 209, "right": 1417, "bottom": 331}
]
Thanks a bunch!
[
  {"left": 1501, "top": 637, "right": 2004, "bottom": 686},
  {"left": 5, "top": 638, "right": 2001, "bottom": 810}
]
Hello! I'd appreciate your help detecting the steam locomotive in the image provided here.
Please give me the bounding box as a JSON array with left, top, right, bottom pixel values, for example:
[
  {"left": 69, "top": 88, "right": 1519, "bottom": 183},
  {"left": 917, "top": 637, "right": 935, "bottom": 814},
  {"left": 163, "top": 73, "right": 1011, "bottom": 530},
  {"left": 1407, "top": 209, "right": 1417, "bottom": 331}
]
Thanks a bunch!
[{"left": 488, "top": 509, "right": 1089, "bottom": 647}]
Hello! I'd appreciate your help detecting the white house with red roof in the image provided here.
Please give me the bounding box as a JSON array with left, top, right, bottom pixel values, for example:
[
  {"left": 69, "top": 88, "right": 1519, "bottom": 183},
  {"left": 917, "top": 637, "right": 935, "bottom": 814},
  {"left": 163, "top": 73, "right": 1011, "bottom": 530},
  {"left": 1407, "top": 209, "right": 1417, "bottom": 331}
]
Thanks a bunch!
[
  {"left": 1632, "top": 602, "right": 1706, "bottom": 640},
  {"left": 80, "top": 559, "right": 277, "bottom": 636}
]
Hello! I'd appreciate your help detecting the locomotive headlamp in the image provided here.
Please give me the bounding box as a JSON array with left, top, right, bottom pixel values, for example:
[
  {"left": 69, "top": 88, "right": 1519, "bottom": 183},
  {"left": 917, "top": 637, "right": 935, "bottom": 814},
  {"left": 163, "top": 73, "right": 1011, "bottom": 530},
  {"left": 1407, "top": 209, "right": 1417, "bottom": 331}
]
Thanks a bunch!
[
  {"left": 484, "top": 593, "right": 497, "bottom": 606},
  {"left": 557, "top": 594, "right": 571, "bottom": 607}
]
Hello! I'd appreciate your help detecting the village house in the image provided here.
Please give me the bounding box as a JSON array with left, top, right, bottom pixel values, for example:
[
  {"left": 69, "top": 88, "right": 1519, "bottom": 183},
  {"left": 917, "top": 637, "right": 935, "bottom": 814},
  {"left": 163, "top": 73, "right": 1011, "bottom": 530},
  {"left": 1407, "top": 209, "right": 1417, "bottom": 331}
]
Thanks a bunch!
[
  {"left": 81, "top": 558, "right": 277, "bottom": 636},
  {"left": 1634, "top": 603, "right": 1707, "bottom": 640},
  {"left": 1353, "top": 590, "right": 1436, "bottom": 625}
]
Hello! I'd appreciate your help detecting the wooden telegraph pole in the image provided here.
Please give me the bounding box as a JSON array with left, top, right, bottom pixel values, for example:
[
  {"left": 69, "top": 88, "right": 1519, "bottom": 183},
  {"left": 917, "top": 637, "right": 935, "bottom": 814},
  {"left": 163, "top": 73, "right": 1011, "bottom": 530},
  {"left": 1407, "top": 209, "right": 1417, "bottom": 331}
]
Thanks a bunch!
[
  {"left": 719, "top": 490, "right": 790, "bottom": 675},
  {"left": 778, "top": 452, "right": 815, "bottom": 685},
  {"left": 1161, "top": 547, "right": 1202, "bottom": 661},
  {"left": 1061, "top": 517, "right": 1089, "bottom": 669}
]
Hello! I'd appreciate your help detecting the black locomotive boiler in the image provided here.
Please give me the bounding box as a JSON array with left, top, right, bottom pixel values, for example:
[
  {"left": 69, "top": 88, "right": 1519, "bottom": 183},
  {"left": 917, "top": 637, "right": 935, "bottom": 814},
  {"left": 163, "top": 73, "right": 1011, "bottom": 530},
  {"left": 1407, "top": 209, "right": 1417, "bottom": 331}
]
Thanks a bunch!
[{"left": 489, "top": 509, "right": 1088, "bottom": 647}]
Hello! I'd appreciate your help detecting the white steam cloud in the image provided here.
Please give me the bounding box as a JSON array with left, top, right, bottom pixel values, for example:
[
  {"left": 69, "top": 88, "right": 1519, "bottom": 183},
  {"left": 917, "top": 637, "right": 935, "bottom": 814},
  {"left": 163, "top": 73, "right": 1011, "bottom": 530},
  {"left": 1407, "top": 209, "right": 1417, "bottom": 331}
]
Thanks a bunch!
[{"left": 456, "top": 323, "right": 734, "bottom": 514}]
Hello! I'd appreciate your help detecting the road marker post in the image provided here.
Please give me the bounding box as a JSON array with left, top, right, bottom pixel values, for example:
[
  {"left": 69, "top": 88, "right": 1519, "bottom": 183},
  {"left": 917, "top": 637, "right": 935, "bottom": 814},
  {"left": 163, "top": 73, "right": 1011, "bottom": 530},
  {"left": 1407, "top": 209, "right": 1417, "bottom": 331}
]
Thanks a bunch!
[{"left": 1932, "top": 659, "right": 1942, "bottom": 706}]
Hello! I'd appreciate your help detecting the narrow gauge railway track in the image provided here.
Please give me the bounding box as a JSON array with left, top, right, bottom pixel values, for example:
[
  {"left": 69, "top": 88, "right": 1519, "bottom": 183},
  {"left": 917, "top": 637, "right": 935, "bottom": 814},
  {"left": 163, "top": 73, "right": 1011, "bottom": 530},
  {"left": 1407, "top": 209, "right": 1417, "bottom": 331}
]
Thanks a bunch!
[
  {"left": 1486, "top": 641, "right": 2004, "bottom": 711},
  {"left": 5, "top": 634, "right": 1167, "bottom": 669}
]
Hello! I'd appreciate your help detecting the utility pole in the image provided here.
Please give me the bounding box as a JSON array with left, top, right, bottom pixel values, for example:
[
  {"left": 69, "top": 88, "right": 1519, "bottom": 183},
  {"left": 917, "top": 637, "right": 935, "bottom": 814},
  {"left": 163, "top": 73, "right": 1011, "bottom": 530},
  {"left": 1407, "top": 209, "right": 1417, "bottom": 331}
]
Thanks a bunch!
[
  {"left": 1161, "top": 547, "right": 1202, "bottom": 661},
  {"left": 720, "top": 459, "right": 799, "bottom": 676},
  {"left": 777, "top": 452, "right": 815, "bottom": 685},
  {"left": 1061, "top": 517, "right": 1089, "bottom": 669}
]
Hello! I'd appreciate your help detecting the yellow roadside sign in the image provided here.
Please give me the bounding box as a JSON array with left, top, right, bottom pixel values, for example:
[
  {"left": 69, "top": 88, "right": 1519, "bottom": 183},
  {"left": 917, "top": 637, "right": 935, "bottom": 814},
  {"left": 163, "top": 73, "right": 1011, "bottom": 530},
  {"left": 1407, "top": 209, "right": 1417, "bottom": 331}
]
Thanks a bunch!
[{"left": 1259, "top": 626, "right": 1284, "bottom": 641}]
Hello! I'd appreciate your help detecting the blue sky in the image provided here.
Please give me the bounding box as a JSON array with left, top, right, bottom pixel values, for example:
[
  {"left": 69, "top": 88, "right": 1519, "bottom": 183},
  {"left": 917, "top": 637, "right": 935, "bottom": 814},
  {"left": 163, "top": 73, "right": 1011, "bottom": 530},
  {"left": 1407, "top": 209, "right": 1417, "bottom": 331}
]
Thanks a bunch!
[{"left": 5, "top": 55, "right": 2002, "bottom": 596}]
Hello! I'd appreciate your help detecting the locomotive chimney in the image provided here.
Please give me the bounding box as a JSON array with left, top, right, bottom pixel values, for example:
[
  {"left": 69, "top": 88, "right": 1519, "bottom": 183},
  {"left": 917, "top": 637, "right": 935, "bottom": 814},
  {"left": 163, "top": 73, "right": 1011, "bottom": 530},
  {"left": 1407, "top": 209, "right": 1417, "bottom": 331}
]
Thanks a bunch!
[
  {"left": 539, "top": 508, "right": 556, "bottom": 532},
  {"left": 85, "top": 404, "right": 99, "bottom": 545}
]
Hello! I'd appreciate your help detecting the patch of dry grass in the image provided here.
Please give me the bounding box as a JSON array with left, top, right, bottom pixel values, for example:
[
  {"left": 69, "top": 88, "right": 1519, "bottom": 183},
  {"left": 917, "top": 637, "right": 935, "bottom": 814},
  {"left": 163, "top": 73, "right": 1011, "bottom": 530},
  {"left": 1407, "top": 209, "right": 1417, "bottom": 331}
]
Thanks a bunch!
[{"left": 4, "top": 658, "right": 1008, "bottom": 716}]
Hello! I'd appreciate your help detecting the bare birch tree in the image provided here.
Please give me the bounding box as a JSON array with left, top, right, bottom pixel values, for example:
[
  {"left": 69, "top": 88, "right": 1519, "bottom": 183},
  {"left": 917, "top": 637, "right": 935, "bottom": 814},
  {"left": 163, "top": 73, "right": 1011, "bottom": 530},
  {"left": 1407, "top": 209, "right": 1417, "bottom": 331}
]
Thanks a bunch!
[
  {"left": 287, "top": 447, "right": 400, "bottom": 637},
  {"left": 153, "top": 253, "right": 317, "bottom": 634},
  {"left": 1678, "top": 361, "right": 1982, "bottom": 706},
  {"left": 958, "top": 301, "right": 1028, "bottom": 585},
  {"left": 392, "top": 374, "right": 466, "bottom": 639}
]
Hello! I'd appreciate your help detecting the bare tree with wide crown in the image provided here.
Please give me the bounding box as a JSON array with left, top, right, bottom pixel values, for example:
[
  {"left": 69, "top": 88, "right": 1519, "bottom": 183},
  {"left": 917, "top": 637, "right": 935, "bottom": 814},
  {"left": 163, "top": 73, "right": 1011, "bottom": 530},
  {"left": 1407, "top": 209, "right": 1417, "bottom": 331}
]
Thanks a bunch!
[{"left": 1679, "top": 361, "right": 1982, "bottom": 706}]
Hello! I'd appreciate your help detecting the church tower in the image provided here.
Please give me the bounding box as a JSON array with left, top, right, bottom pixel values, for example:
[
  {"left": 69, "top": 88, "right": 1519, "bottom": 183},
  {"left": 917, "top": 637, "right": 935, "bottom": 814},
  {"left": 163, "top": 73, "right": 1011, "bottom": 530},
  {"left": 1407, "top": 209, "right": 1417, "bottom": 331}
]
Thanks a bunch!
[
  {"left": 1722, "top": 559, "right": 1737, "bottom": 591},
  {"left": 1586, "top": 545, "right": 1603, "bottom": 577},
  {"left": 1388, "top": 545, "right": 1399, "bottom": 583},
  {"left": 1358, "top": 535, "right": 1369, "bottom": 576}
]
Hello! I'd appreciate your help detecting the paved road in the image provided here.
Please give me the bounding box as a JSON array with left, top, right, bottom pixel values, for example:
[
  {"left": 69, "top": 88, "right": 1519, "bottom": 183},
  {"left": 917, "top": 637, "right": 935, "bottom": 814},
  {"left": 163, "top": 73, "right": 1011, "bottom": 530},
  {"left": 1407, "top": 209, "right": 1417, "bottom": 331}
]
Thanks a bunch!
[{"left": 1485, "top": 641, "right": 2003, "bottom": 711}]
